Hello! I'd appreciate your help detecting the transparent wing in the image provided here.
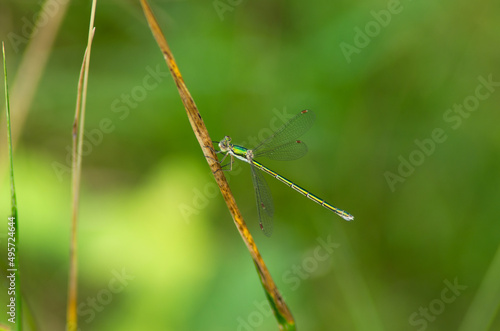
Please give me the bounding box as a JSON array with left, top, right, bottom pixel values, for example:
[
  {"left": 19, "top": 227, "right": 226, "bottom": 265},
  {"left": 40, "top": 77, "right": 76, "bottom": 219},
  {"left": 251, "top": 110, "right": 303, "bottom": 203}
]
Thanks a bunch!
[
  {"left": 250, "top": 163, "right": 275, "bottom": 237},
  {"left": 253, "top": 110, "right": 315, "bottom": 157},
  {"left": 255, "top": 139, "right": 308, "bottom": 161}
]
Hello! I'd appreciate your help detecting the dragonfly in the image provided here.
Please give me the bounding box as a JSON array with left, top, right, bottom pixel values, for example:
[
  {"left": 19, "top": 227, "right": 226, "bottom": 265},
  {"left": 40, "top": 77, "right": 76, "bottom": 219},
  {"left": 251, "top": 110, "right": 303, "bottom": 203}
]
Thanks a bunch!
[{"left": 216, "top": 110, "right": 354, "bottom": 237}]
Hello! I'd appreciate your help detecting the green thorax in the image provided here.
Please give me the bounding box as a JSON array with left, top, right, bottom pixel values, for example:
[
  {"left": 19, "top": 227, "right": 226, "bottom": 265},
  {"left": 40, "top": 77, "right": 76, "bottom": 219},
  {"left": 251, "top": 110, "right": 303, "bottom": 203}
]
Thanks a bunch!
[{"left": 231, "top": 144, "right": 250, "bottom": 157}]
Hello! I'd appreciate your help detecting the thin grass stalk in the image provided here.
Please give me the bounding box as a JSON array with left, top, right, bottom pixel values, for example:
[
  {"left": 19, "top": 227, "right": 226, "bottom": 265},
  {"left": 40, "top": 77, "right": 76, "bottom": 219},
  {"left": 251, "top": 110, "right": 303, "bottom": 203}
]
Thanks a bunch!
[
  {"left": 0, "top": 0, "right": 70, "bottom": 176},
  {"left": 66, "top": 48, "right": 86, "bottom": 331},
  {"left": 3, "top": 42, "right": 22, "bottom": 331},
  {"left": 66, "top": 1, "right": 97, "bottom": 329},
  {"left": 139, "top": 2, "right": 295, "bottom": 329}
]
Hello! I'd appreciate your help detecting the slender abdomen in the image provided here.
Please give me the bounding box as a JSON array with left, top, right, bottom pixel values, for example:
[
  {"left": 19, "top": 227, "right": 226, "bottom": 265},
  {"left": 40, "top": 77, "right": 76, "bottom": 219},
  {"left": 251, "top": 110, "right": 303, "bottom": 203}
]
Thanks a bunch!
[{"left": 251, "top": 160, "right": 354, "bottom": 221}]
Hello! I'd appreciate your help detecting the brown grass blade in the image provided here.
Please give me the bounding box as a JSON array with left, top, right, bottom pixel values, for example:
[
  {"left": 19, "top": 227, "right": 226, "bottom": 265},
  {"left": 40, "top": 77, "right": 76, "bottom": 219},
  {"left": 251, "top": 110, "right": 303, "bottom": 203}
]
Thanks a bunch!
[{"left": 139, "top": 1, "right": 295, "bottom": 329}]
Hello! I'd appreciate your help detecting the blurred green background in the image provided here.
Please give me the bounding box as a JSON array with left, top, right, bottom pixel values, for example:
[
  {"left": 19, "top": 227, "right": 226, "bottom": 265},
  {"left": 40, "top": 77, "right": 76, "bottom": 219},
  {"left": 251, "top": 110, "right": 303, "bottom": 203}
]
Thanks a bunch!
[{"left": 1, "top": 0, "right": 499, "bottom": 330}]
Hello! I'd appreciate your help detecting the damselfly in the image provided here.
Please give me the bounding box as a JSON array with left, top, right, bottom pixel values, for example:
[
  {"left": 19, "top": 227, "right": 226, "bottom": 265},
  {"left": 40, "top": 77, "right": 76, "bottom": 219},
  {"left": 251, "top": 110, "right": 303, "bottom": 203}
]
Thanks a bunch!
[{"left": 216, "top": 110, "right": 353, "bottom": 236}]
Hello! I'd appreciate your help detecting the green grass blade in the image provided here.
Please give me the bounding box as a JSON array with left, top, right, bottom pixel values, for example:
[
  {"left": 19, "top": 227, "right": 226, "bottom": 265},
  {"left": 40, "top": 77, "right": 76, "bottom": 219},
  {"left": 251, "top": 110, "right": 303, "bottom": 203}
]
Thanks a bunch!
[
  {"left": 3, "top": 41, "right": 22, "bottom": 331},
  {"left": 458, "top": 244, "right": 500, "bottom": 331}
]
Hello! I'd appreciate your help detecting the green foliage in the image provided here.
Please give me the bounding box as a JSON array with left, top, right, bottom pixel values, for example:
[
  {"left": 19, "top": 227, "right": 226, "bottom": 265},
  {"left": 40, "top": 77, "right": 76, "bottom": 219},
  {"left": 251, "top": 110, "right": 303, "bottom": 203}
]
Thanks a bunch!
[{"left": 0, "top": 0, "right": 499, "bottom": 330}]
